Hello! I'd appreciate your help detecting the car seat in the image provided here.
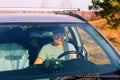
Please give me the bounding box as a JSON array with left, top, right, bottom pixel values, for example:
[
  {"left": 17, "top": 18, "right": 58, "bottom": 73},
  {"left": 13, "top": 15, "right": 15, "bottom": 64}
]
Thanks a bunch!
[{"left": 0, "top": 43, "right": 29, "bottom": 71}]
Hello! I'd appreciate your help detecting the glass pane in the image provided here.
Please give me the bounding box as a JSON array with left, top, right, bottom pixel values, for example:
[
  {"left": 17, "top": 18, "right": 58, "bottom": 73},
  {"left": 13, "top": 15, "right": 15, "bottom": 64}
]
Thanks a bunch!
[
  {"left": 77, "top": 27, "right": 110, "bottom": 64},
  {"left": 0, "top": 23, "right": 119, "bottom": 78}
]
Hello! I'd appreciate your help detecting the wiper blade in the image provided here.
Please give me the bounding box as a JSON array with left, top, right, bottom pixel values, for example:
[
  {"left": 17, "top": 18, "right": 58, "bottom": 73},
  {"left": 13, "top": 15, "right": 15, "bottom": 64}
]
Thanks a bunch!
[{"left": 58, "top": 73, "right": 120, "bottom": 80}]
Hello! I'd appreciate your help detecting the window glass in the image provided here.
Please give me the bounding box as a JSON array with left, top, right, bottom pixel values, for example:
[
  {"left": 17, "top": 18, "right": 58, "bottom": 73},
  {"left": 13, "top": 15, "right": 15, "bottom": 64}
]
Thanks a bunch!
[
  {"left": 0, "top": 23, "right": 119, "bottom": 74},
  {"left": 77, "top": 28, "right": 110, "bottom": 64}
]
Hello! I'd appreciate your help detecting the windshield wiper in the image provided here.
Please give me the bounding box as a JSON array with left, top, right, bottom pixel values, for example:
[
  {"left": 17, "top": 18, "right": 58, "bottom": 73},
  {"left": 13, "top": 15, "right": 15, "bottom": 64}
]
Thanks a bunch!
[{"left": 58, "top": 73, "right": 120, "bottom": 80}]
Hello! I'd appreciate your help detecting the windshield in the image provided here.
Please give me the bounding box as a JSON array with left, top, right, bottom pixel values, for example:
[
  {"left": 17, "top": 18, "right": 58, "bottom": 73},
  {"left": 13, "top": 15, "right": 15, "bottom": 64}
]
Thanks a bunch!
[{"left": 0, "top": 23, "right": 120, "bottom": 79}]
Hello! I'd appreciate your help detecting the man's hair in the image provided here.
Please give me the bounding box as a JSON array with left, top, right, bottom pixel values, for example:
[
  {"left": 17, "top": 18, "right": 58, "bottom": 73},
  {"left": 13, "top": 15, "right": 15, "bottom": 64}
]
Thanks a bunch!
[{"left": 53, "top": 27, "right": 64, "bottom": 34}]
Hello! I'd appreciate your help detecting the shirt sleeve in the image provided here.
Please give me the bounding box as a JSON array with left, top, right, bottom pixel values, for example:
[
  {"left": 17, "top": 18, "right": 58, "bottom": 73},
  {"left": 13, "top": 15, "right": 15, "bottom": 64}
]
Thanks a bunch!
[{"left": 37, "top": 45, "right": 48, "bottom": 61}]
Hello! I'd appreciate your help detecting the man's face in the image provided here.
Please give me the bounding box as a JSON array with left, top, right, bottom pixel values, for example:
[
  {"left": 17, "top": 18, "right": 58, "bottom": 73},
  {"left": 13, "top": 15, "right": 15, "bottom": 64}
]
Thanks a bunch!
[{"left": 53, "top": 33, "right": 64, "bottom": 45}]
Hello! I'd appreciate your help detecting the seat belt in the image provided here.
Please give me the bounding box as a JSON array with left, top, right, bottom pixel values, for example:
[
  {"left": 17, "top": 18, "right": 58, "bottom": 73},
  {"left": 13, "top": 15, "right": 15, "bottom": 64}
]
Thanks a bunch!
[{"left": 63, "top": 42, "right": 70, "bottom": 60}]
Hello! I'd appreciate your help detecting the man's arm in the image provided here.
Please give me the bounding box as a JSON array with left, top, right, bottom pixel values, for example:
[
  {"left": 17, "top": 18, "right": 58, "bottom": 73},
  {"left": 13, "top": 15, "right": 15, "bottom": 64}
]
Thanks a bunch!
[
  {"left": 34, "top": 44, "right": 48, "bottom": 64},
  {"left": 34, "top": 57, "right": 43, "bottom": 64},
  {"left": 71, "top": 54, "right": 77, "bottom": 59}
]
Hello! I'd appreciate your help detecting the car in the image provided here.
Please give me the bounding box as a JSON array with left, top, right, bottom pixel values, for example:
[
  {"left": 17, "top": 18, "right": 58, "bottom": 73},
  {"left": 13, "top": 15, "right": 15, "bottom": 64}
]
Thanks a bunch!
[{"left": 0, "top": 8, "right": 119, "bottom": 80}]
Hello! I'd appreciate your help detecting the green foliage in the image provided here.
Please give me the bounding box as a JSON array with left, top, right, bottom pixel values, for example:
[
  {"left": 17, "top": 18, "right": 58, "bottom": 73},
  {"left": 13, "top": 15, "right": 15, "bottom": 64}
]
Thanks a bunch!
[{"left": 89, "top": 0, "right": 120, "bottom": 27}]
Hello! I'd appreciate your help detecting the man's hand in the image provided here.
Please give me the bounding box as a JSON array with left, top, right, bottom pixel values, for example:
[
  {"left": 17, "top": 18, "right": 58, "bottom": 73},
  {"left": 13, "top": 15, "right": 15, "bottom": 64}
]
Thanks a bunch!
[{"left": 34, "top": 57, "right": 43, "bottom": 64}]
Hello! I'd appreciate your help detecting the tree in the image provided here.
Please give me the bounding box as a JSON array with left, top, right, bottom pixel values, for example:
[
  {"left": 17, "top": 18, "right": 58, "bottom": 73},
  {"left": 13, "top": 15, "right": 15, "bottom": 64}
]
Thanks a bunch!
[{"left": 89, "top": 0, "right": 120, "bottom": 27}]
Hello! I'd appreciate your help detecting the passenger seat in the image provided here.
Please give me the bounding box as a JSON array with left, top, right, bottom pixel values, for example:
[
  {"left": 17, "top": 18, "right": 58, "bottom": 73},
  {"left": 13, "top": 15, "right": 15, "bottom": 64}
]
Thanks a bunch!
[{"left": 0, "top": 43, "right": 29, "bottom": 71}]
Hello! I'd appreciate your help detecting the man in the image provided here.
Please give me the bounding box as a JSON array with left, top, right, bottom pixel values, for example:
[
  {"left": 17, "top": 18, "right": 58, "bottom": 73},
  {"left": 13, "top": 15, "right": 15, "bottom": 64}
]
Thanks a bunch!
[{"left": 34, "top": 28, "right": 76, "bottom": 64}]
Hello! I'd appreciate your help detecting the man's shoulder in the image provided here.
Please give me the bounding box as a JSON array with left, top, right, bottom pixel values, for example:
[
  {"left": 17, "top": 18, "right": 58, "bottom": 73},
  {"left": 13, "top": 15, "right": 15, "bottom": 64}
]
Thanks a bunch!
[
  {"left": 63, "top": 42, "right": 76, "bottom": 50},
  {"left": 43, "top": 42, "right": 54, "bottom": 47}
]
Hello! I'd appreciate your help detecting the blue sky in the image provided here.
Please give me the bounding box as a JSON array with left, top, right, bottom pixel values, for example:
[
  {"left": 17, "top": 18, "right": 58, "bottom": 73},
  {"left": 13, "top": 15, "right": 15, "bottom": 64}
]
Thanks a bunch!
[{"left": 0, "top": 0, "right": 92, "bottom": 11}]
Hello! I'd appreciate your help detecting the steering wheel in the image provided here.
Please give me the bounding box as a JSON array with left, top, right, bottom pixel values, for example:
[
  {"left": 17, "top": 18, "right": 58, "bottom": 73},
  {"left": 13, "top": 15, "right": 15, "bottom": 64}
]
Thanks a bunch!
[{"left": 57, "top": 51, "right": 84, "bottom": 59}]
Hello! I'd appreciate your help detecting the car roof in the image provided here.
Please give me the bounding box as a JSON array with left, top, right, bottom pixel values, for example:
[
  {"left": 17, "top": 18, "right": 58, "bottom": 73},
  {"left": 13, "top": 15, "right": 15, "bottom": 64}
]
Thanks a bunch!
[{"left": 0, "top": 13, "right": 85, "bottom": 23}]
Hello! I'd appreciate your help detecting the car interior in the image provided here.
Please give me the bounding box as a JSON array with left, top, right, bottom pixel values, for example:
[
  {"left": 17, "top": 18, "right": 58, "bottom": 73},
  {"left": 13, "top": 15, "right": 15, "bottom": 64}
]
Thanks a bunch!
[
  {"left": 0, "top": 23, "right": 119, "bottom": 80},
  {"left": 0, "top": 25, "right": 79, "bottom": 71}
]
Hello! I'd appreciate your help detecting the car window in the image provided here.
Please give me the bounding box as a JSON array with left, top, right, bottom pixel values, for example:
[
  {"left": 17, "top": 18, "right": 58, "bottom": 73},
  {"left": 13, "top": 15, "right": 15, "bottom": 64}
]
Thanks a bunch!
[
  {"left": 77, "top": 27, "right": 110, "bottom": 64},
  {"left": 0, "top": 23, "right": 119, "bottom": 80}
]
